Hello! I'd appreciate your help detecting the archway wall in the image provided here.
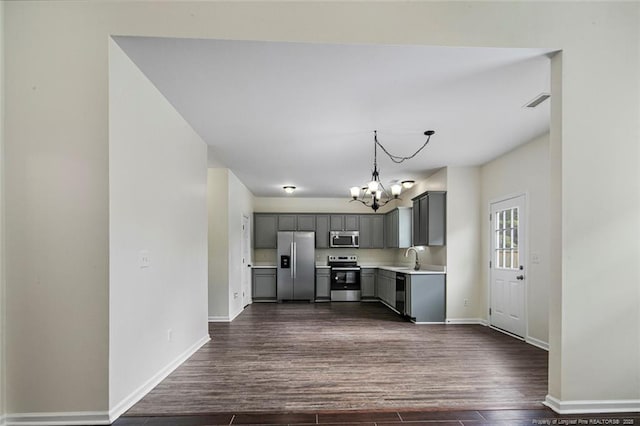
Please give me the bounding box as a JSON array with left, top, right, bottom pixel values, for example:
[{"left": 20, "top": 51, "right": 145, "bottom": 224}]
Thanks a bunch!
[{"left": 3, "top": 0, "right": 639, "bottom": 418}]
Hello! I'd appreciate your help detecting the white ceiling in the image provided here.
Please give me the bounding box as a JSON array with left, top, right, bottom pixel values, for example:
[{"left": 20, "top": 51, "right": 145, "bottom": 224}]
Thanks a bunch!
[{"left": 114, "top": 37, "right": 552, "bottom": 198}]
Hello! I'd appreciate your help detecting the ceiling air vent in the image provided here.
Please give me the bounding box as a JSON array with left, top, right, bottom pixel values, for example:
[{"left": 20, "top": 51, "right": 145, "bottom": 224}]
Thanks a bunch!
[{"left": 524, "top": 93, "right": 551, "bottom": 108}]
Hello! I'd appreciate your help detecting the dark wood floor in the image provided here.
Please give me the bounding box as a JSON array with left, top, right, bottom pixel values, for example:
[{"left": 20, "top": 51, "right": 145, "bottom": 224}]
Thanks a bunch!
[
  {"left": 116, "top": 303, "right": 640, "bottom": 425},
  {"left": 114, "top": 409, "right": 640, "bottom": 425},
  {"left": 126, "top": 302, "right": 550, "bottom": 416}
]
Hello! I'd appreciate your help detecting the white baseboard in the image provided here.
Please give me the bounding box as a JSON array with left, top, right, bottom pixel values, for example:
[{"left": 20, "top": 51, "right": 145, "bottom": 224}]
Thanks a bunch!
[
  {"left": 108, "top": 334, "right": 210, "bottom": 423},
  {"left": 489, "top": 325, "right": 526, "bottom": 341},
  {"left": 208, "top": 308, "right": 242, "bottom": 323},
  {"left": 6, "top": 411, "right": 110, "bottom": 425},
  {"left": 228, "top": 308, "right": 242, "bottom": 322},
  {"left": 208, "top": 315, "right": 230, "bottom": 322},
  {"left": 526, "top": 336, "right": 549, "bottom": 351},
  {"left": 446, "top": 318, "right": 489, "bottom": 325},
  {"left": 544, "top": 394, "right": 640, "bottom": 414}
]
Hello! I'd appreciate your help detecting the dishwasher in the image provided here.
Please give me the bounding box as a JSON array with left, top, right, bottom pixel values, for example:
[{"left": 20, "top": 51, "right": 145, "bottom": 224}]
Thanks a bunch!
[{"left": 395, "top": 273, "right": 406, "bottom": 315}]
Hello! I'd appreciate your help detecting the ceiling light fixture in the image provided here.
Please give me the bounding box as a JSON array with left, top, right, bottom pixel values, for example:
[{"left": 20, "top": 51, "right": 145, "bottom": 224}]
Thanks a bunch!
[
  {"left": 283, "top": 185, "right": 296, "bottom": 194},
  {"left": 350, "top": 130, "right": 435, "bottom": 212},
  {"left": 401, "top": 180, "right": 415, "bottom": 189}
]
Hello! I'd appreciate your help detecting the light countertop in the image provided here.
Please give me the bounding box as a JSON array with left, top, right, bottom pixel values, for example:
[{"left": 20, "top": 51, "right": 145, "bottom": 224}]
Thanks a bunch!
[
  {"left": 360, "top": 264, "right": 447, "bottom": 275},
  {"left": 253, "top": 264, "right": 446, "bottom": 274},
  {"left": 314, "top": 264, "right": 446, "bottom": 274}
]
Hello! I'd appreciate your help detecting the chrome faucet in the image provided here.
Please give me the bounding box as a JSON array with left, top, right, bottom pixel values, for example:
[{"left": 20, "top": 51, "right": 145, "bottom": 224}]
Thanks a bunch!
[{"left": 404, "top": 246, "right": 423, "bottom": 270}]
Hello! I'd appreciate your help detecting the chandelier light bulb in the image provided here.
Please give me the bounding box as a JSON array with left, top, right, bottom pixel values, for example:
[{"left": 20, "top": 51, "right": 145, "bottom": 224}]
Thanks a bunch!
[
  {"left": 391, "top": 184, "right": 402, "bottom": 197},
  {"left": 350, "top": 186, "right": 361, "bottom": 199},
  {"left": 368, "top": 180, "right": 379, "bottom": 193},
  {"left": 375, "top": 190, "right": 382, "bottom": 200}
]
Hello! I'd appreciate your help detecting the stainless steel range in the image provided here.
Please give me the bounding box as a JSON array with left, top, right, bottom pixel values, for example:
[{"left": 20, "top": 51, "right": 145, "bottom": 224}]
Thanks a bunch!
[{"left": 328, "top": 255, "right": 361, "bottom": 301}]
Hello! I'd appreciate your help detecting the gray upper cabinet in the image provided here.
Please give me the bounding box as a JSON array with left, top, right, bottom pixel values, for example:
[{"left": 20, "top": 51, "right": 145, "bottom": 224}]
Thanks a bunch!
[
  {"left": 255, "top": 214, "right": 317, "bottom": 249},
  {"left": 296, "top": 215, "right": 316, "bottom": 231},
  {"left": 330, "top": 215, "right": 344, "bottom": 231},
  {"left": 254, "top": 214, "right": 278, "bottom": 249},
  {"left": 384, "top": 207, "right": 412, "bottom": 248},
  {"left": 315, "top": 215, "right": 330, "bottom": 248},
  {"left": 412, "top": 191, "right": 446, "bottom": 246},
  {"left": 330, "top": 214, "right": 360, "bottom": 231},
  {"left": 254, "top": 212, "right": 386, "bottom": 249},
  {"left": 360, "top": 215, "right": 385, "bottom": 249},
  {"left": 385, "top": 210, "right": 397, "bottom": 248},
  {"left": 427, "top": 192, "right": 446, "bottom": 245},
  {"left": 359, "top": 215, "right": 372, "bottom": 248},
  {"left": 345, "top": 215, "right": 359, "bottom": 231},
  {"left": 278, "top": 215, "right": 297, "bottom": 231},
  {"left": 372, "top": 215, "right": 385, "bottom": 248}
]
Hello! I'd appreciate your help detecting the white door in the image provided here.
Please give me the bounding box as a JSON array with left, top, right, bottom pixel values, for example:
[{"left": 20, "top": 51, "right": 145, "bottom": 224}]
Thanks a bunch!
[
  {"left": 490, "top": 195, "right": 526, "bottom": 338},
  {"left": 241, "top": 215, "right": 252, "bottom": 307}
]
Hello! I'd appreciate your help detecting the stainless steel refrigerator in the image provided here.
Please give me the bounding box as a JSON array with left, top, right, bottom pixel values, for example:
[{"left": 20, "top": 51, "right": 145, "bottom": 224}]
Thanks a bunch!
[{"left": 277, "top": 231, "right": 315, "bottom": 302}]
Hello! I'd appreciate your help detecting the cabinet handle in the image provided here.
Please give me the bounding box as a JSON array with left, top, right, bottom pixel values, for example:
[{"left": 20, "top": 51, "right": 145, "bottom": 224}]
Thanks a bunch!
[{"left": 516, "top": 275, "right": 524, "bottom": 280}]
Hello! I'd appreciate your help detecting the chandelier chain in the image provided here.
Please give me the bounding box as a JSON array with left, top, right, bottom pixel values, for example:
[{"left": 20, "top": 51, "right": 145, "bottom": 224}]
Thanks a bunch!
[{"left": 374, "top": 130, "right": 433, "bottom": 164}]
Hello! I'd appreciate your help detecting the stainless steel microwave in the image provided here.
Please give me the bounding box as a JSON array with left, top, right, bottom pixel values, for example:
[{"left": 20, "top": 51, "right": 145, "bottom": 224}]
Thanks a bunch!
[{"left": 330, "top": 231, "right": 359, "bottom": 248}]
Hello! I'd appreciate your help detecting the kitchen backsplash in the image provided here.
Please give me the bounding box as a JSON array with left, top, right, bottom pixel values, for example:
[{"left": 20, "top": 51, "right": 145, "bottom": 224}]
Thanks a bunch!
[{"left": 253, "top": 246, "right": 446, "bottom": 267}]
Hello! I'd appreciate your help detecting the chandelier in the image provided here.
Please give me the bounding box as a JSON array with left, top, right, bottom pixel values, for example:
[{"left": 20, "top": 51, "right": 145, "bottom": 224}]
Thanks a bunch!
[{"left": 350, "top": 130, "right": 435, "bottom": 212}]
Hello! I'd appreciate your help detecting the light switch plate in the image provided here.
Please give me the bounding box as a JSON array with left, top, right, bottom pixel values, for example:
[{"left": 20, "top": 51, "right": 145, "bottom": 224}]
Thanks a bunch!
[
  {"left": 531, "top": 252, "right": 540, "bottom": 264},
  {"left": 139, "top": 250, "right": 151, "bottom": 268}
]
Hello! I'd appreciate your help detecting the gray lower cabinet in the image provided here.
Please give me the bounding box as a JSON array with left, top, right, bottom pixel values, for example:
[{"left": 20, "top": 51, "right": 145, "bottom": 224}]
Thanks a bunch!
[
  {"left": 406, "top": 274, "right": 446, "bottom": 322},
  {"left": 315, "top": 268, "right": 331, "bottom": 300},
  {"left": 254, "top": 214, "right": 278, "bottom": 249},
  {"left": 359, "top": 215, "right": 385, "bottom": 249},
  {"left": 252, "top": 268, "right": 277, "bottom": 301},
  {"left": 412, "top": 191, "right": 446, "bottom": 246},
  {"left": 360, "top": 268, "right": 377, "bottom": 299},
  {"left": 376, "top": 269, "right": 396, "bottom": 307}
]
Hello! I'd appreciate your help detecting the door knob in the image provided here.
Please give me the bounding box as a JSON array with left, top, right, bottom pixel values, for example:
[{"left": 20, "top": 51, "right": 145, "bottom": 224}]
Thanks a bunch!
[{"left": 516, "top": 275, "right": 524, "bottom": 280}]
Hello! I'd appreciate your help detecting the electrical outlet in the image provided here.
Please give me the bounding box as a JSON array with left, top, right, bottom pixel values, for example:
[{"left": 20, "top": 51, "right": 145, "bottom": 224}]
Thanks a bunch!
[
  {"left": 234, "top": 292, "right": 239, "bottom": 299},
  {"left": 167, "top": 329, "right": 172, "bottom": 341}
]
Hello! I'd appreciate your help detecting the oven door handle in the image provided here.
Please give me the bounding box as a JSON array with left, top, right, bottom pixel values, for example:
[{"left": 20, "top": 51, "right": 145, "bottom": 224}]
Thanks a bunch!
[{"left": 331, "top": 267, "right": 361, "bottom": 271}]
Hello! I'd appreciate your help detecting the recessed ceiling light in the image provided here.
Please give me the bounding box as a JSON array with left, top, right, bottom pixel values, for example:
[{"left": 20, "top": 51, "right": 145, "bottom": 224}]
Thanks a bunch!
[
  {"left": 283, "top": 185, "right": 296, "bottom": 194},
  {"left": 524, "top": 93, "right": 551, "bottom": 108}
]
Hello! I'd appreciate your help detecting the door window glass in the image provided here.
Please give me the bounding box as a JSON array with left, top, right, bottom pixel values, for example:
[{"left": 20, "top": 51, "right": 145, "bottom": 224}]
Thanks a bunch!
[{"left": 495, "top": 207, "right": 519, "bottom": 269}]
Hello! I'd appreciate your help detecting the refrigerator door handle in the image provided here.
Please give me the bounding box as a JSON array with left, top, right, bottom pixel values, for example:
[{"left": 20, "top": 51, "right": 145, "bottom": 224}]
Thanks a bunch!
[
  {"left": 292, "top": 242, "right": 297, "bottom": 279},
  {"left": 290, "top": 242, "right": 294, "bottom": 278}
]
